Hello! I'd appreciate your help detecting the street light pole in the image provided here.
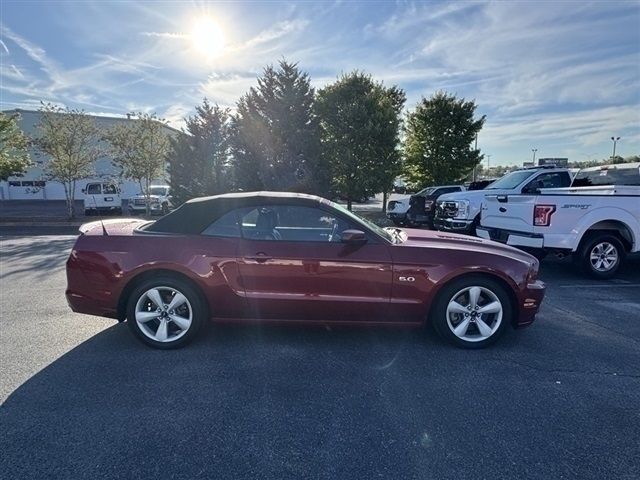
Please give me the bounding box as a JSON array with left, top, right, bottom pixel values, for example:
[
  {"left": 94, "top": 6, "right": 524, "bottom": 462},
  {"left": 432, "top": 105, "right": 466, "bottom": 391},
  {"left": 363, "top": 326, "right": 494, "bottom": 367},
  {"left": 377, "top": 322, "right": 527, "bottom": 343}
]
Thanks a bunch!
[
  {"left": 487, "top": 154, "right": 492, "bottom": 171},
  {"left": 610, "top": 136, "right": 620, "bottom": 162},
  {"left": 473, "top": 134, "right": 480, "bottom": 182},
  {"left": 531, "top": 148, "right": 538, "bottom": 164}
]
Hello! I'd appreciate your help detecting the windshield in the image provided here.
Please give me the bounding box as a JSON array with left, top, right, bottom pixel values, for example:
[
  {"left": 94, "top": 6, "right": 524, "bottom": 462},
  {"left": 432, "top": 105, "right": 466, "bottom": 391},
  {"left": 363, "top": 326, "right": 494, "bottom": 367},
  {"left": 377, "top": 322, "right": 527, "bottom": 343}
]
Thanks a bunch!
[
  {"left": 144, "top": 187, "right": 168, "bottom": 196},
  {"left": 416, "top": 187, "right": 436, "bottom": 196},
  {"left": 329, "top": 201, "right": 395, "bottom": 243},
  {"left": 485, "top": 170, "right": 537, "bottom": 190}
]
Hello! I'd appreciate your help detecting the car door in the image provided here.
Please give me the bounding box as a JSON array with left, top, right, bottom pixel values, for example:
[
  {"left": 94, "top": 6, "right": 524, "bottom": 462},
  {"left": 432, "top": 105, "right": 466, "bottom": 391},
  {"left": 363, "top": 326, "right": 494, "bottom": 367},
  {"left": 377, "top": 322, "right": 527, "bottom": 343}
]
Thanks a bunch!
[{"left": 236, "top": 204, "right": 394, "bottom": 322}]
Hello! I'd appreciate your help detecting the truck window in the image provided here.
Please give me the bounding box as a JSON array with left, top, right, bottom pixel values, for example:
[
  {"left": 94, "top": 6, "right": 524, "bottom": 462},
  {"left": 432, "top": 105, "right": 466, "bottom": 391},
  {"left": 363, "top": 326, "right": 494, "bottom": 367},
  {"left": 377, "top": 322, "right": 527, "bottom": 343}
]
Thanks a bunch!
[
  {"left": 572, "top": 167, "right": 640, "bottom": 186},
  {"left": 86, "top": 184, "right": 101, "bottom": 195},
  {"left": 523, "top": 172, "right": 570, "bottom": 192},
  {"left": 103, "top": 184, "right": 117, "bottom": 194}
]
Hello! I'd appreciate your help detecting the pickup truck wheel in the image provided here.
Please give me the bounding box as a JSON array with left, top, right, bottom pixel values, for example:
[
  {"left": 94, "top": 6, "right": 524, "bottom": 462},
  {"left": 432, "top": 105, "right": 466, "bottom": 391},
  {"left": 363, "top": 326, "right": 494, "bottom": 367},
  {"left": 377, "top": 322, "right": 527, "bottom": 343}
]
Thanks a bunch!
[
  {"left": 431, "top": 276, "right": 511, "bottom": 349},
  {"left": 578, "top": 233, "right": 625, "bottom": 279},
  {"left": 126, "top": 276, "right": 206, "bottom": 349}
]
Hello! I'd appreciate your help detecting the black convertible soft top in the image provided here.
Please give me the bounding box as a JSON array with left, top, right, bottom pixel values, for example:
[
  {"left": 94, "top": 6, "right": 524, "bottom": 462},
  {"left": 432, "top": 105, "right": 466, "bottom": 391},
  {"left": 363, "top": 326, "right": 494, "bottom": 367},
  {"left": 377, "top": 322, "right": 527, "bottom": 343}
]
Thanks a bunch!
[{"left": 143, "top": 191, "right": 326, "bottom": 235}]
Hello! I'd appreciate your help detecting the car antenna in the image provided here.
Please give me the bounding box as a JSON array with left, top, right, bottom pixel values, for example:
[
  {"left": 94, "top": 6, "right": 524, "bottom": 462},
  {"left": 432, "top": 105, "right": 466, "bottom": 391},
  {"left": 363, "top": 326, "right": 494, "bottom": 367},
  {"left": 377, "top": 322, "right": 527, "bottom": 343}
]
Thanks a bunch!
[{"left": 92, "top": 194, "right": 109, "bottom": 236}]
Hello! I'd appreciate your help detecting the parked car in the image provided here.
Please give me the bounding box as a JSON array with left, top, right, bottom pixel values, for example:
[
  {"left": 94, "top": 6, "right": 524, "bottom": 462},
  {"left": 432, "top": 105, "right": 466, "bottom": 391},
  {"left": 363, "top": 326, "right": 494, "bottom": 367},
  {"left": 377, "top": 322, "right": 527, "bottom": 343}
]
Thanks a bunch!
[
  {"left": 405, "top": 185, "right": 465, "bottom": 228},
  {"left": 433, "top": 166, "right": 573, "bottom": 235},
  {"left": 392, "top": 178, "right": 408, "bottom": 194},
  {"left": 83, "top": 181, "right": 122, "bottom": 216},
  {"left": 388, "top": 185, "right": 464, "bottom": 226},
  {"left": 128, "top": 185, "right": 172, "bottom": 215},
  {"left": 478, "top": 162, "right": 640, "bottom": 278},
  {"left": 66, "top": 191, "right": 545, "bottom": 350}
]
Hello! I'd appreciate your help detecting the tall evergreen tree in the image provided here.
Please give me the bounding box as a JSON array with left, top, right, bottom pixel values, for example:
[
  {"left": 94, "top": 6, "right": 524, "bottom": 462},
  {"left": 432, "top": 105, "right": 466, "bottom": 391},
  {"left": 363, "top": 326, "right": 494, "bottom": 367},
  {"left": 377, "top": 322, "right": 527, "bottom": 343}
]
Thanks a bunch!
[
  {"left": 315, "top": 72, "right": 405, "bottom": 210},
  {"left": 230, "top": 60, "right": 328, "bottom": 195},
  {"left": 167, "top": 99, "right": 232, "bottom": 205},
  {"left": 404, "top": 91, "right": 485, "bottom": 187}
]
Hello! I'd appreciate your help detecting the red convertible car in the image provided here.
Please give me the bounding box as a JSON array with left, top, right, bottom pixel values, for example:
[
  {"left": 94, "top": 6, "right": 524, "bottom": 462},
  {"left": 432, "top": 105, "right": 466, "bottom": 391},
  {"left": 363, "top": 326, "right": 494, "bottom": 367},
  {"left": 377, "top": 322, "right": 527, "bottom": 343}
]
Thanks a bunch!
[{"left": 66, "top": 192, "right": 545, "bottom": 349}]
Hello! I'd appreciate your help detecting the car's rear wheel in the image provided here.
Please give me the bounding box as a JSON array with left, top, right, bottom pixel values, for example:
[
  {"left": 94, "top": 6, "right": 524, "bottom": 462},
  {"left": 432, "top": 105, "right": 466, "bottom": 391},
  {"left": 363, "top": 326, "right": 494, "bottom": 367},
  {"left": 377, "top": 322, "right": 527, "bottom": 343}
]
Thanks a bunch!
[
  {"left": 126, "top": 276, "right": 206, "bottom": 349},
  {"left": 577, "top": 233, "right": 625, "bottom": 279},
  {"left": 431, "top": 276, "right": 512, "bottom": 349}
]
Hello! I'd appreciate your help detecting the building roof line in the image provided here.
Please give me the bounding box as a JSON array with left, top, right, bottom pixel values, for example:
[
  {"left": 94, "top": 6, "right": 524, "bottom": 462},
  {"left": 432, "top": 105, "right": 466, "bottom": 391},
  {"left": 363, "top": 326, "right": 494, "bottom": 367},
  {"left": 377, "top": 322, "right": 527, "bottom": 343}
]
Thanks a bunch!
[{"left": 1, "top": 108, "right": 181, "bottom": 134}]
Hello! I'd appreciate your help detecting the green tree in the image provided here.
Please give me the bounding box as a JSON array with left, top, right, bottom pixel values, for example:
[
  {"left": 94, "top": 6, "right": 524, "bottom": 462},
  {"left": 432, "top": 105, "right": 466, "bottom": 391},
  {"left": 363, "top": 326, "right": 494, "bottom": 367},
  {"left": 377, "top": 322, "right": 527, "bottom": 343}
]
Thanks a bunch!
[
  {"left": 230, "top": 60, "right": 328, "bottom": 195},
  {"left": 33, "top": 104, "right": 100, "bottom": 218},
  {"left": 316, "top": 72, "right": 405, "bottom": 210},
  {"left": 168, "top": 99, "right": 232, "bottom": 205},
  {"left": 404, "top": 91, "right": 485, "bottom": 187},
  {"left": 104, "top": 113, "right": 170, "bottom": 216},
  {"left": 0, "top": 112, "right": 31, "bottom": 181}
]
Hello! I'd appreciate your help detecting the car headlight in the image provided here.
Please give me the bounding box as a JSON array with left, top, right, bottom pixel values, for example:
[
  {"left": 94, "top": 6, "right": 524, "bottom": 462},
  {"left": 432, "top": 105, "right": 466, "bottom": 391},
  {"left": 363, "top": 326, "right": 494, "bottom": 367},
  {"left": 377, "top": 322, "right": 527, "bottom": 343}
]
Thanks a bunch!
[{"left": 453, "top": 200, "right": 469, "bottom": 219}]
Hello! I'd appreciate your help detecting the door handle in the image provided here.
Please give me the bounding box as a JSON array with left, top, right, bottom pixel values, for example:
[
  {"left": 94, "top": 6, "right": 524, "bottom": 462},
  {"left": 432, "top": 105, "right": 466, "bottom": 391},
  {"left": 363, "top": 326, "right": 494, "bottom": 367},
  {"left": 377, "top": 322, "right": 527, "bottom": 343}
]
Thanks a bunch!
[{"left": 244, "top": 253, "right": 273, "bottom": 263}]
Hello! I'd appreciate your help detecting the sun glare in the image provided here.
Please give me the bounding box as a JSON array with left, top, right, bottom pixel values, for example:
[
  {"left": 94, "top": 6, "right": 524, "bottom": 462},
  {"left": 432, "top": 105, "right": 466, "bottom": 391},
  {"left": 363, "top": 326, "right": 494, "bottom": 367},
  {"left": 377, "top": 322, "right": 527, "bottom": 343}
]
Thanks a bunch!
[{"left": 190, "top": 17, "right": 225, "bottom": 58}]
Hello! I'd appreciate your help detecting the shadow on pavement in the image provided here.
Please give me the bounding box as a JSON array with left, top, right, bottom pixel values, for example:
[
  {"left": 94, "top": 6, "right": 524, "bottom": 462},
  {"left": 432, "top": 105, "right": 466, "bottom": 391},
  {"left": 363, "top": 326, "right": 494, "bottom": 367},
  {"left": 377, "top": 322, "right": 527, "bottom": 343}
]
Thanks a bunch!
[
  {"left": 0, "top": 236, "right": 75, "bottom": 280},
  {"left": 2, "top": 318, "right": 639, "bottom": 480}
]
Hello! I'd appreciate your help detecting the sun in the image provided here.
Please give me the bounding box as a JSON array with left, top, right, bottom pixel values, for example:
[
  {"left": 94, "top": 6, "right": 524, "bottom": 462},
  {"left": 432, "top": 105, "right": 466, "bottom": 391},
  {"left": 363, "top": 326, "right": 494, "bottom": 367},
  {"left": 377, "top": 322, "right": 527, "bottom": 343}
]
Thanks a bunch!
[{"left": 190, "top": 17, "right": 225, "bottom": 58}]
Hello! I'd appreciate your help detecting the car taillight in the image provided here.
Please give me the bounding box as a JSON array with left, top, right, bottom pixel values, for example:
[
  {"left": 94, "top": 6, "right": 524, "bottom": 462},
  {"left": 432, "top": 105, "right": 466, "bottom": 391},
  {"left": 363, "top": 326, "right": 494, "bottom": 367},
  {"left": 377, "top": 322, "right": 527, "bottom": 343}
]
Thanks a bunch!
[
  {"left": 533, "top": 204, "right": 556, "bottom": 226},
  {"left": 424, "top": 200, "right": 434, "bottom": 211}
]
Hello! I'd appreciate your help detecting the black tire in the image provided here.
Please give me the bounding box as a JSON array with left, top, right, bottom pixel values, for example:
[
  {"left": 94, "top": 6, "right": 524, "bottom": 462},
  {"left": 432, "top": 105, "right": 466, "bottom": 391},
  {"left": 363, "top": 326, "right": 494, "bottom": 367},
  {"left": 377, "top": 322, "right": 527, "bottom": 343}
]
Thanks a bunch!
[
  {"left": 468, "top": 215, "right": 480, "bottom": 236},
  {"left": 577, "top": 233, "right": 625, "bottom": 280},
  {"left": 126, "top": 275, "right": 206, "bottom": 349},
  {"left": 161, "top": 202, "right": 169, "bottom": 215},
  {"left": 430, "top": 275, "right": 512, "bottom": 349},
  {"left": 392, "top": 219, "right": 404, "bottom": 227}
]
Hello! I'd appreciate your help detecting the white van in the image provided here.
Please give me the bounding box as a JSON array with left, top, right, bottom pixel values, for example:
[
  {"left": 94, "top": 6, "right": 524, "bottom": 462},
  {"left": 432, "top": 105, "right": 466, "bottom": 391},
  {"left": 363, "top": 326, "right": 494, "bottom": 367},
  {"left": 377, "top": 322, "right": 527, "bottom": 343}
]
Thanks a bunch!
[{"left": 83, "top": 182, "right": 122, "bottom": 216}]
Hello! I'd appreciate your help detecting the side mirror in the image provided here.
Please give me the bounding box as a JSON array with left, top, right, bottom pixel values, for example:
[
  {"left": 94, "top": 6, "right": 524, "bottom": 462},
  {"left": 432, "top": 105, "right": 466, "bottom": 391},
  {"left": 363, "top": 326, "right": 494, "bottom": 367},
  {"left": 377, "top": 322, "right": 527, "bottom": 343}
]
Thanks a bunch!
[
  {"left": 81, "top": 188, "right": 86, "bottom": 194},
  {"left": 341, "top": 229, "right": 367, "bottom": 245}
]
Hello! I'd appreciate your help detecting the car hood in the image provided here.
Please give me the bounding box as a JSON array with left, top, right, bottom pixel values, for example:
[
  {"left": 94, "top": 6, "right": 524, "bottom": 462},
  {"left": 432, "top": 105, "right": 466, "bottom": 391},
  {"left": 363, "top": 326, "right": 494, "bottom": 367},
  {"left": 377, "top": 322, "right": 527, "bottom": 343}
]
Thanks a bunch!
[
  {"left": 399, "top": 228, "right": 537, "bottom": 265},
  {"left": 437, "top": 189, "right": 507, "bottom": 202},
  {"left": 133, "top": 194, "right": 162, "bottom": 200}
]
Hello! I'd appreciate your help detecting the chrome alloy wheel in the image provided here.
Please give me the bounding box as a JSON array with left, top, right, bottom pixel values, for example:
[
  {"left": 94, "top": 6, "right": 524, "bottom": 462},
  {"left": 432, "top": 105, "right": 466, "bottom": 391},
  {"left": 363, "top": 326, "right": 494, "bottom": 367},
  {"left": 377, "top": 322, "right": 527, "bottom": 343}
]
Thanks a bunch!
[
  {"left": 134, "top": 286, "right": 193, "bottom": 343},
  {"left": 589, "top": 242, "right": 619, "bottom": 272},
  {"left": 446, "top": 286, "right": 503, "bottom": 342}
]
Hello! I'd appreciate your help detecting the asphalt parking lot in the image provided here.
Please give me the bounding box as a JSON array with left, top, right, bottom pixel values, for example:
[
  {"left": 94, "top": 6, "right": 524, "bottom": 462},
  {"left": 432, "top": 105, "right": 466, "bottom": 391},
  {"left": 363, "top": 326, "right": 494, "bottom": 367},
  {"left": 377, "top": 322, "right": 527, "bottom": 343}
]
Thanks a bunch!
[{"left": 1, "top": 234, "right": 639, "bottom": 480}]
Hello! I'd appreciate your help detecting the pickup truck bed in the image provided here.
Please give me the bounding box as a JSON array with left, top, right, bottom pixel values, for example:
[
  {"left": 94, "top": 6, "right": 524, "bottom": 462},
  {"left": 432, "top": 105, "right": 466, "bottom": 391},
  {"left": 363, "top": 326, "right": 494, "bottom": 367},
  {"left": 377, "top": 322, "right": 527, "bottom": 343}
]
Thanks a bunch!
[{"left": 478, "top": 185, "right": 640, "bottom": 278}]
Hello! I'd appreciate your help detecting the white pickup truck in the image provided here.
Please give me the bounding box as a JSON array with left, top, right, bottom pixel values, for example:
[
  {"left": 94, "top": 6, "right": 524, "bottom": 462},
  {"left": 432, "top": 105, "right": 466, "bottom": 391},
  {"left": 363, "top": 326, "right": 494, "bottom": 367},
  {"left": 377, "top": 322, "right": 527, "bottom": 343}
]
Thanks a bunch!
[
  {"left": 478, "top": 163, "right": 640, "bottom": 278},
  {"left": 433, "top": 166, "right": 574, "bottom": 235},
  {"left": 128, "top": 185, "right": 173, "bottom": 215}
]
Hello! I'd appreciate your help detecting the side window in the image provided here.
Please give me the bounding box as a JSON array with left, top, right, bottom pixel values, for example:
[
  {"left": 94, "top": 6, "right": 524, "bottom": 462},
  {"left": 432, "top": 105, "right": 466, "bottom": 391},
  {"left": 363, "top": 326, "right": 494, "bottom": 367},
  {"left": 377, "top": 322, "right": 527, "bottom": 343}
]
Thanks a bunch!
[
  {"left": 241, "top": 205, "right": 353, "bottom": 242},
  {"left": 86, "top": 184, "right": 101, "bottom": 195},
  {"left": 103, "top": 184, "right": 117, "bottom": 194},
  {"left": 523, "top": 172, "right": 568, "bottom": 192},
  {"left": 201, "top": 210, "right": 242, "bottom": 237}
]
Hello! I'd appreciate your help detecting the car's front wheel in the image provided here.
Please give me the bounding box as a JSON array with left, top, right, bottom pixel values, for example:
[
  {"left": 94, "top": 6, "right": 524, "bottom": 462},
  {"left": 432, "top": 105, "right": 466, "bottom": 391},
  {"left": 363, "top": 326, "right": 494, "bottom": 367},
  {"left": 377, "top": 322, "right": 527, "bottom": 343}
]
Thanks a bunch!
[
  {"left": 126, "top": 276, "right": 206, "bottom": 349},
  {"left": 431, "top": 276, "right": 512, "bottom": 349}
]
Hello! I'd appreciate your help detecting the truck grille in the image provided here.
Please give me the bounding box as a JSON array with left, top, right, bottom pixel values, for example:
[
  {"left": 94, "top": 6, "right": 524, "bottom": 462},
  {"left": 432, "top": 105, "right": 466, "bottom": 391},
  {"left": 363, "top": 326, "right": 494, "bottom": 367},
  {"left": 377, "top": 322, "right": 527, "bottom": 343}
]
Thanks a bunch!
[
  {"left": 133, "top": 198, "right": 146, "bottom": 206},
  {"left": 436, "top": 202, "right": 458, "bottom": 218}
]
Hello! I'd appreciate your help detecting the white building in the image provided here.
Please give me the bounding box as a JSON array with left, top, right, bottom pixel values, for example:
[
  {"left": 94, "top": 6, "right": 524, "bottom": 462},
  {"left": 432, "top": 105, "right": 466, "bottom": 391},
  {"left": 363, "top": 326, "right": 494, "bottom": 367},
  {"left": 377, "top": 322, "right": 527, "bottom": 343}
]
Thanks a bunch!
[{"left": 0, "top": 109, "right": 179, "bottom": 200}]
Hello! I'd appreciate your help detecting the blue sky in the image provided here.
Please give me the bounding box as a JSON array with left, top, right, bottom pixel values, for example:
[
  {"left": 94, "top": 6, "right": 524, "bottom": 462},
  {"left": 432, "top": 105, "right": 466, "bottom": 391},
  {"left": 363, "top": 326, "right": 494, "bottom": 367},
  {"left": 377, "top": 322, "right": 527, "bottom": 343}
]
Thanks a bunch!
[{"left": 1, "top": 0, "right": 638, "bottom": 166}]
